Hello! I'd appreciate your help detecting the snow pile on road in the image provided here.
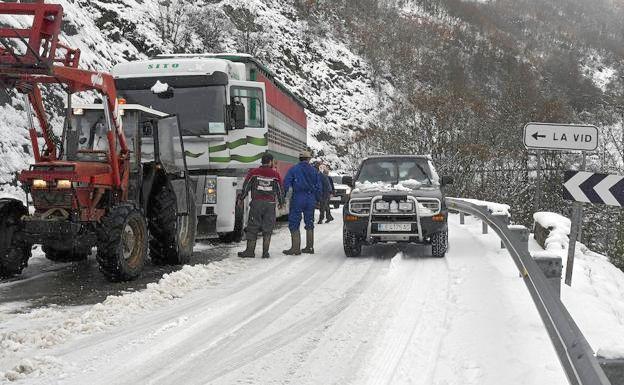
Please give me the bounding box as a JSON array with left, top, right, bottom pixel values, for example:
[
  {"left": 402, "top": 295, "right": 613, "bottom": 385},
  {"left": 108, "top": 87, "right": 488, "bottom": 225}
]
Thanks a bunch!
[
  {"left": 533, "top": 212, "right": 571, "bottom": 251},
  {"left": 0, "top": 259, "right": 247, "bottom": 381},
  {"left": 530, "top": 212, "right": 624, "bottom": 359},
  {"left": 456, "top": 198, "right": 511, "bottom": 216}
]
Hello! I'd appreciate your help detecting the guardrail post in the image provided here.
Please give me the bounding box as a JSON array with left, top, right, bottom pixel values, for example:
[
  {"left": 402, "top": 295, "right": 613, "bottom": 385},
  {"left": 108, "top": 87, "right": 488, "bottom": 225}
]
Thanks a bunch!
[
  {"left": 493, "top": 213, "right": 510, "bottom": 249},
  {"left": 599, "top": 358, "right": 624, "bottom": 385},
  {"left": 533, "top": 254, "right": 563, "bottom": 297},
  {"left": 508, "top": 225, "right": 530, "bottom": 254},
  {"left": 482, "top": 220, "right": 488, "bottom": 234},
  {"left": 460, "top": 212, "right": 465, "bottom": 225}
]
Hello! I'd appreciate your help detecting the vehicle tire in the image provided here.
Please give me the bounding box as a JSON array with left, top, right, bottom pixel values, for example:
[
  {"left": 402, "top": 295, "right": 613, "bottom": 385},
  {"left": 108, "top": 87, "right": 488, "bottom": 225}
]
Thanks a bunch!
[
  {"left": 220, "top": 200, "right": 244, "bottom": 243},
  {"left": 43, "top": 245, "right": 90, "bottom": 262},
  {"left": 148, "top": 184, "right": 197, "bottom": 265},
  {"left": 343, "top": 226, "right": 363, "bottom": 258},
  {"left": 431, "top": 230, "right": 448, "bottom": 258},
  {"left": 96, "top": 204, "right": 148, "bottom": 282},
  {"left": 0, "top": 201, "right": 30, "bottom": 279}
]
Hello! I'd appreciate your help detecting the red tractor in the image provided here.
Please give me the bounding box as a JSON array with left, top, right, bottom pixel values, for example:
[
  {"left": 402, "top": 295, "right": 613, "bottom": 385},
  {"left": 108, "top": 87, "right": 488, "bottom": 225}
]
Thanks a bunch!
[{"left": 0, "top": 1, "right": 196, "bottom": 281}]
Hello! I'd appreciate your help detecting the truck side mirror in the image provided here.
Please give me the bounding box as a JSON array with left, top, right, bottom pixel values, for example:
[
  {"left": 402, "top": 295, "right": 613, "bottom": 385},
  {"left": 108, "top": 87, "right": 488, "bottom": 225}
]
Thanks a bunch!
[
  {"left": 230, "top": 99, "right": 246, "bottom": 130},
  {"left": 342, "top": 176, "right": 354, "bottom": 187},
  {"left": 441, "top": 176, "right": 454, "bottom": 186}
]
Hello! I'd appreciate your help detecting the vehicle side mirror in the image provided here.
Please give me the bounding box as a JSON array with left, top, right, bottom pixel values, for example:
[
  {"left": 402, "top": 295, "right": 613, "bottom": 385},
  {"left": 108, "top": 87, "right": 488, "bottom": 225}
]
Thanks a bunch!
[
  {"left": 441, "top": 176, "right": 454, "bottom": 186},
  {"left": 231, "top": 101, "right": 246, "bottom": 130},
  {"left": 342, "top": 176, "right": 354, "bottom": 187}
]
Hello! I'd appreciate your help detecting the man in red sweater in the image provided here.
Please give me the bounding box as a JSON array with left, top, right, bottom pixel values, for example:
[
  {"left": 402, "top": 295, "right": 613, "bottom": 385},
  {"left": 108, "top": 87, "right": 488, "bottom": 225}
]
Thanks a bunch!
[{"left": 237, "top": 153, "right": 285, "bottom": 258}]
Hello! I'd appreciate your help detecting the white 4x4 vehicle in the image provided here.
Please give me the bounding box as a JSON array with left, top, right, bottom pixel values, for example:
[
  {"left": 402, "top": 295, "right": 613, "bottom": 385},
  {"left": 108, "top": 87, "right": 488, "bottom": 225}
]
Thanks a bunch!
[{"left": 329, "top": 174, "right": 351, "bottom": 209}]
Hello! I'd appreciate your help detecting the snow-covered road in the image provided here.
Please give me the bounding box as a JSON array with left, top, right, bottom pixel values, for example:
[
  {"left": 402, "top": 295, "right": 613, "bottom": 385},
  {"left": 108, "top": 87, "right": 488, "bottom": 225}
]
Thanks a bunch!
[{"left": 1, "top": 214, "right": 568, "bottom": 384}]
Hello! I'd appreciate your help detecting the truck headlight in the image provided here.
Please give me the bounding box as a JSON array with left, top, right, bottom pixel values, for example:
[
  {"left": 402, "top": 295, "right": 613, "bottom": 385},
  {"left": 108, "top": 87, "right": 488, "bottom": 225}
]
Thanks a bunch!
[
  {"left": 204, "top": 178, "right": 217, "bottom": 204},
  {"left": 375, "top": 201, "right": 390, "bottom": 211},
  {"left": 399, "top": 202, "right": 413, "bottom": 211}
]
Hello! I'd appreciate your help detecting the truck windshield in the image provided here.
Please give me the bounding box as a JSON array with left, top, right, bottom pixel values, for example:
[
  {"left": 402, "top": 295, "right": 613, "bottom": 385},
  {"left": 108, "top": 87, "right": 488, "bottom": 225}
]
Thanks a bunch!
[
  {"left": 356, "top": 158, "right": 434, "bottom": 187},
  {"left": 117, "top": 79, "right": 226, "bottom": 136}
]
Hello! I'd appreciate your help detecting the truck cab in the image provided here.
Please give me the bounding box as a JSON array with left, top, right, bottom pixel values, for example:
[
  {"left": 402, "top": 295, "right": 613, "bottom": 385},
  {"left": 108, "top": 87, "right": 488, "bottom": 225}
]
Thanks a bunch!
[
  {"left": 109, "top": 54, "right": 308, "bottom": 241},
  {"left": 342, "top": 155, "right": 453, "bottom": 258}
]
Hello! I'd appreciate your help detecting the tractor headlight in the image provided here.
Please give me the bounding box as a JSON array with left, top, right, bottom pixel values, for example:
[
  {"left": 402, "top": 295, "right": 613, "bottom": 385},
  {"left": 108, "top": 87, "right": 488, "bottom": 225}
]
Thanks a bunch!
[
  {"left": 399, "top": 202, "right": 413, "bottom": 211},
  {"left": 375, "top": 201, "right": 390, "bottom": 211},
  {"left": 32, "top": 179, "right": 47, "bottom": 189},
  {"left": 56, "top": 179, "right": 72, "bottom": 189},
  {"left": 204, "top": 178, "right": 217, "bottom": 204}
]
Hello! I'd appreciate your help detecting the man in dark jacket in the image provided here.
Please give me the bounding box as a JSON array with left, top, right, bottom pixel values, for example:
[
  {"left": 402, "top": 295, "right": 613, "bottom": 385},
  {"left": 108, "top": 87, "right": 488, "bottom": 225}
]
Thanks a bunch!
[
  {"left": 318, "top": 167, "right": 335, "bottom": 224},
  {"left": 237, "top": 153, "right": 284, "bottom": 258},
  {"left": 283, "top": 151, "right": 321, "bottom": 255}
]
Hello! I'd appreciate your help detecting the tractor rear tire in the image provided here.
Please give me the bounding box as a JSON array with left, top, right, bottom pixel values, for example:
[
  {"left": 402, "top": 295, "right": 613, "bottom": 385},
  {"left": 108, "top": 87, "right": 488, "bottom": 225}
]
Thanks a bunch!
[
  {"left": 149, "top": 184, "right": 197, "bottom": 265},
  {"left": 0, "top": 201, "right": 30, "bottom": 279},
  {"left": 43, "top": 245, "right": 90, "bottom": 263},
  {"left": 431, "top": 230, "right": 448, "bottom": 258},
  {"left": 96, "top": 204, "right": 148, "bottom": 282}
]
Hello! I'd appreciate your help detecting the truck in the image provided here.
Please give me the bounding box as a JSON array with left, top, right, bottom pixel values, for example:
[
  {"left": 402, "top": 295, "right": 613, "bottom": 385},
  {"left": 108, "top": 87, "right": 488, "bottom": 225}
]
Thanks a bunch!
[
  {"left": 102, "top": 54, "right": 309, "bottom": 241},
  {"left": 341, "top": 155, "right": 453, "bottom": 258}
]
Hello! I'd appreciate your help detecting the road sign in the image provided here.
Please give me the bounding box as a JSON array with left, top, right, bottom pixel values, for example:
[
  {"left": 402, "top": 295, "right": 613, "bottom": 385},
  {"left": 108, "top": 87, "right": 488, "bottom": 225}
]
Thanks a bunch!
[
  {"left": 523, "top": 123, "right": 598, "bottom": 151},
  {"left": 563, "top": 171, "right": 624, "bottom": 206}
]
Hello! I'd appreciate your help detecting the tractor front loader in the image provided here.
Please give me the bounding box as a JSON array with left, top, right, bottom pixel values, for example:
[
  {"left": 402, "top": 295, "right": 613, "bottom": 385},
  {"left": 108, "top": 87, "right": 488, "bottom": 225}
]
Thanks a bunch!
[{"left": 0, "top": 1, "right": 196, "bottom": 281}]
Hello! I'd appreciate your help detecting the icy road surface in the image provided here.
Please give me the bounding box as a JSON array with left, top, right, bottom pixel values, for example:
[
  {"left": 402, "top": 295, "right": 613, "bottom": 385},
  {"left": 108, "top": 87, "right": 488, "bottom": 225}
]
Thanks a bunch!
[{"left": 1, "top": 214, "right": 567, "bottom": 384}]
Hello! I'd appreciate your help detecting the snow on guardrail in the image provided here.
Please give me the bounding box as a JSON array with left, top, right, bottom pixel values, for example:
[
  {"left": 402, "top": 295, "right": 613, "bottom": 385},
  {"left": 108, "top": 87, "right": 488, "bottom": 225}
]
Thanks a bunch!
[
  {"left": 452, "top": 198, "right": 511, "bottom": 217},
  {"left": 532, "top": 212, "right": 624, "bottom": 361}
]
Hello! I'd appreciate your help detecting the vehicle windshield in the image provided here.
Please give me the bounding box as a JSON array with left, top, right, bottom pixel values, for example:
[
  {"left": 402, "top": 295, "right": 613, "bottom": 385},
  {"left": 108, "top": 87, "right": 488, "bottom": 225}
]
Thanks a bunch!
[
  {"left": 117, "top": 77, "right": 227, "bottom": 136},
  {"left": 356, "top": 158, "right": 434, "bottom": 188},
  {"left": 331, "top": 176, "right": 343, "bottom": 184}
]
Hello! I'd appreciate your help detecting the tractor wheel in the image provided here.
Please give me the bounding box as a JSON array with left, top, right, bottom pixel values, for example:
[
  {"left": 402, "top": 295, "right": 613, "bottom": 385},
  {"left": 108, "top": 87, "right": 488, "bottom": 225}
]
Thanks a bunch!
[
  {"left": 96, "top": 204, "right": 148, "bottom": 282},
  {"left": 343, "top": 227, "right": 363, "bottom": 258},
  {"left": 43, "top": 245, "right": 91, "bottom": 263},
  {"left": 148, "top": 184, "right": 197, "bottom": 265},
  {"left": 0, "top": 201, "right": 30, "bottom": 279},
  {"left": 431, "top": 230, "right": 448, "bottom": 258}
]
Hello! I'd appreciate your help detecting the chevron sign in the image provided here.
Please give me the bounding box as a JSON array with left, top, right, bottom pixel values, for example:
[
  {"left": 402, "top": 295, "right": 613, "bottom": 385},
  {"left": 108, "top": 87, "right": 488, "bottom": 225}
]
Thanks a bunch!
[{"left": 563, "top": 171, "right": 624, "bottom": 206}]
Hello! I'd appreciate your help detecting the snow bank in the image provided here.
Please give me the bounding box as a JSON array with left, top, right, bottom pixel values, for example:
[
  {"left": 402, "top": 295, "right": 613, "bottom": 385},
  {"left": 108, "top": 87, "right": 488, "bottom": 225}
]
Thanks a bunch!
[
  {"left": 0, "top": 259, "right": 247, "bottom": 381},
  {"left": 456, "top": 198, "right": 511, "bottom": 217},
  {"left": 530, "top": 212, "right": 624, "bottom": 359}
]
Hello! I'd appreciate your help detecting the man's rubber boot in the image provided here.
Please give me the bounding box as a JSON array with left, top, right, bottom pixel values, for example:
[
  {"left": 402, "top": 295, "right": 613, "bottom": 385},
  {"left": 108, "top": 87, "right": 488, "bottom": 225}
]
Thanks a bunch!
[
  {"left": 302, "top": 229, "right": 315, "bottom": 254},
  {"left": 238, "top": 238, "right": 257, "bottom": 258},
  {"left": 317, "top": 218, "right": 323, "bottom": 224},
  {"left": 283, "top": 231, "right": 301, "bottom": 255},
  {"left": 262, "top": 234, "right": 271, "bottom": 258},
  {"left": 326, "top": 216, "right": 334, "bottom": 223}
]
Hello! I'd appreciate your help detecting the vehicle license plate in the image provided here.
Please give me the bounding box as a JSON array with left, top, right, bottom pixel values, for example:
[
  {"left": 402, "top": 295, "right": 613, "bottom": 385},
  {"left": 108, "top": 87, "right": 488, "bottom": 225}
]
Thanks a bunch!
[{"left": 378, "top": 223, "right": 411, "bottom": 232}]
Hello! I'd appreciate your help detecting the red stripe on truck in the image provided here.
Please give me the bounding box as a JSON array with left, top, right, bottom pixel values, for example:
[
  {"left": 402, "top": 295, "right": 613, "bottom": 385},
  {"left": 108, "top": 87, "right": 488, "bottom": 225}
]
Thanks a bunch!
[{"left": 257, "top": 72, "right": 307, "bottom": 129}]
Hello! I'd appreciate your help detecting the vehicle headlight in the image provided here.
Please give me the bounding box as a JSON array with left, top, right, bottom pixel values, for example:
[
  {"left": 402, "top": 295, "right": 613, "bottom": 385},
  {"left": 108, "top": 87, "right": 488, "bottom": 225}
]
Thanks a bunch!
[
  {"left": 56, "top": 179, "right": 72, "bottom": 189},
  {"left": 375, "top": 201, "right": 390, "bottom": 211},
  {"left": 32, "top": 179, "right": 47, "bottom": 189},
  {"left": 399, "top": 202, "right": 413, "bottom": 211},
  {"left": 204, "top": 178, "right": 217, "bottom": 204}
]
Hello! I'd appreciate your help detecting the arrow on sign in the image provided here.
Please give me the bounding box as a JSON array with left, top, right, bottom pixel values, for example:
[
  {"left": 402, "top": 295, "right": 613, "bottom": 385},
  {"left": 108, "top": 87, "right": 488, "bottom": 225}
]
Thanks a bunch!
[
  {"left": 563, "top": 171, "right": 624, "bottom": 206},
  {"left": 532, "top": 132, "right": 546, "bottom": 140}
]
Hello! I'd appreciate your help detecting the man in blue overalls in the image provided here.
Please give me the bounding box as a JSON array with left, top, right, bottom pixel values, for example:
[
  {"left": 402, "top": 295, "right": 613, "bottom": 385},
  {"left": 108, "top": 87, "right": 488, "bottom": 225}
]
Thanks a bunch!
[{"left": 283, "top": 151, "right": 322, "bottom": 255}]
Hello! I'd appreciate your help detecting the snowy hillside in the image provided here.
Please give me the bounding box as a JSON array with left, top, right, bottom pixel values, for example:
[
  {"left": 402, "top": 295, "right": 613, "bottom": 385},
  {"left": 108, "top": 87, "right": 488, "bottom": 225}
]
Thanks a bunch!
[{"left": 0, "top": 0, "right": 387, "bottom": 186}]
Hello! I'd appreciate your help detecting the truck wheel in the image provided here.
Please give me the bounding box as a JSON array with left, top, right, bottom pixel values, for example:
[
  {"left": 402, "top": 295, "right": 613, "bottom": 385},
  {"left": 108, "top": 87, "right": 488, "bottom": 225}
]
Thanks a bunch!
[
  {"left": 431, "top": 230, "right": 448, "bottom": 258},
  {"left": 43, "top": 245, "right": 90, "bottom": 262},
  {"left": 220, "top": 201, "right": 244, "bottom": 243},
  {"left": 149, "top": 184, "right": 197, "bottom": 265},
  {"left": 343, "top": 227, "right": 363, "bottom": 258},
  {"left": 96, "top": 204, "right": 148, "bottom": 282},
  {"left": 0, "top": 201, "right": 30, "bottom": 278}
]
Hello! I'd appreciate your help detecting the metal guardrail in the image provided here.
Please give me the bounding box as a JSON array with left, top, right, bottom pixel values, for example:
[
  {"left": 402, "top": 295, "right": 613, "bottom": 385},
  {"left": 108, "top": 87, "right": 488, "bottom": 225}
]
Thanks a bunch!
[{"left": 446, "top": 197, "right": 611, "bottom": 385}]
